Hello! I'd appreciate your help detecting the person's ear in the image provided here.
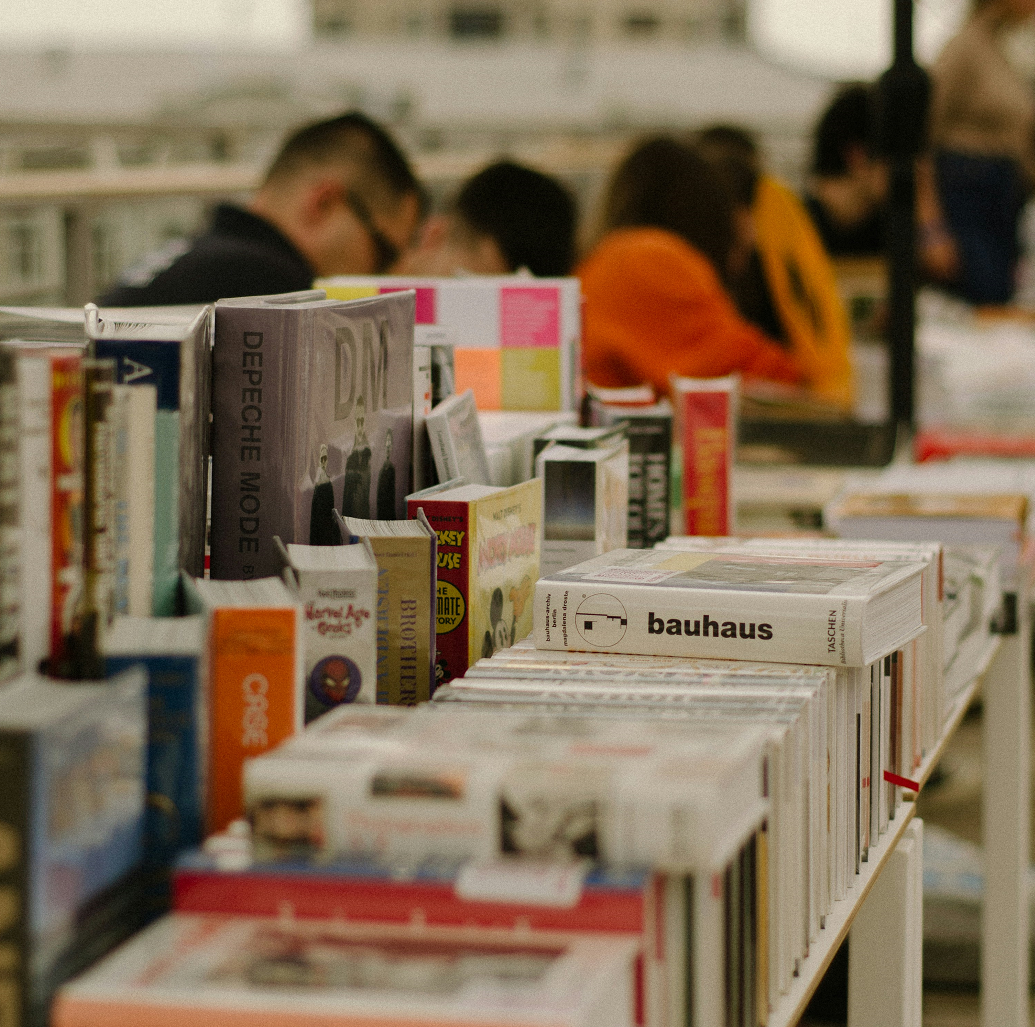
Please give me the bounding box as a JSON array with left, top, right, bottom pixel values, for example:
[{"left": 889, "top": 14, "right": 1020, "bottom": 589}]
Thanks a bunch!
[{"left": 304, "top": 176, "right": 345, "bottom": 227}]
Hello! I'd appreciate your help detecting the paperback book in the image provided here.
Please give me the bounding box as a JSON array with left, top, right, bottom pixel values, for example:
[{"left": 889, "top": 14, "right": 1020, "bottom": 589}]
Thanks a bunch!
[
  {"left": 426, "top": 388, "right": 491, "bottom": 486},
  {"left": 210, "top": 290, "right": 415, "bottom": 581},
  {"left": 407, "top": 479, "right": 541, "bottom": 684}
]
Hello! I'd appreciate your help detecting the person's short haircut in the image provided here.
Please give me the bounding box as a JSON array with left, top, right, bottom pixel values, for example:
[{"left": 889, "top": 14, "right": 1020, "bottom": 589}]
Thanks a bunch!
[
  {"left": 263, "top": 111, "right": 423, "bottom": 211},
  {"left": 695, "top": 124, "right": 762, "bottom": 208},
  {"left": 599, "top": 135, "right": 735, "bottom": 280},
  {"left": 453, "top": 161, "right": 577, "bottom": 277},
  {"left": 812, "top": 84, "right": 874, "bottom": 177}
]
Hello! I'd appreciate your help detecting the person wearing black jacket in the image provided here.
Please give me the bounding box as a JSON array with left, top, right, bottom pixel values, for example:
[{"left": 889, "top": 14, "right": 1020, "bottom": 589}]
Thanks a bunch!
[{"left": 97, "top": 111, "right": 423, "bottom": 306}]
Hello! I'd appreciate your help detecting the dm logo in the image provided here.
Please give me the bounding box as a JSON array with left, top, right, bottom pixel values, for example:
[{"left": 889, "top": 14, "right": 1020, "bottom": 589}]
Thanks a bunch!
[{"left": 575, "top": 594, "right": 628, "bottom": 647}]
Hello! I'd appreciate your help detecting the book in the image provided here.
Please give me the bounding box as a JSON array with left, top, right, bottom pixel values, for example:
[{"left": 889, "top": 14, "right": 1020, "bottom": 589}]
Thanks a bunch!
[
  {"left": 210, "top": 289, "right": 415, "bottom": 581},
  {"left": 320, "top": 276, "right": 582, "bottom": 412},
  {"left": 108, "top": 383, "right": 156, "bottom": 617},
  {"left": 173, "top": 851, "right": 667, "bottom": 1027},
  {"left": 0, "top": 667, "right": 146, "bottom": 1027},
  {"left": 536, "top": 441, "right": 628, "bottom": 576},
  {"left": 415, "top": 324, "right": 455, "bottom": 407},
  {"left": 531, "top": 422, "right": 627, "bottom": 462},
  {"left": 407, "top": 479, "right": 541, "bottom": 685},
  {"left": 278, "top": 538, "right": 379, "bottom": 719},
  {"left": 104, "top": 615, "right": 206, "bottom": 866},
  {"left": 338, "top": 511, "right": 436, "bottom": 704},
  {"left": 670, "top": 374, "right": 737, "bottom": 537},
  {"left": 52, "top": 913, "right": 638, "bottom": 1027},
  {"left": 587, "top": 398, "right": 672, "bottom": 550},
  {"left": 532, "top": 546, "right": 925, "bottom": 667},
  {"left": 412, "top": 338, "right": 435, "bottom": 494},
  {"left": 86, "top": 304, "right": 211, "bottom": 615},
  {"left": 0, "top": 346, "right": 17, "bottom": 684},
  {"left": 180, "top": 575, "right": 303, "bottom": 834},
  {"left": 426, "top": 389, "right": 491, "bottom": 486},
  {"left": 477, "top": 410, "right": 577, "bottom": 487},
  {"left": 247, "top": 703, "right": 768, "bottom": 873}
]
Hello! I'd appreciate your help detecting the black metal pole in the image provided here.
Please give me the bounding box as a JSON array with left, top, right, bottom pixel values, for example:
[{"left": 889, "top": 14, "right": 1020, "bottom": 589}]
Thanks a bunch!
[{"left": 875, "top": 0, "right": 930, "bottom": 430}]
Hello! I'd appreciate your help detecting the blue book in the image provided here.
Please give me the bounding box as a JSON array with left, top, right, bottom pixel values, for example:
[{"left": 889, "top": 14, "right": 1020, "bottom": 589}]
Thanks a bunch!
[
  {"left": 104, "top": 616, "right": 205, "bottom": 866},
  {"left": 0, "top": 667, "right": 146, "bottom": 1025},
  {"left": 86, "top": 305, "right": 211, "bottom": 615}
]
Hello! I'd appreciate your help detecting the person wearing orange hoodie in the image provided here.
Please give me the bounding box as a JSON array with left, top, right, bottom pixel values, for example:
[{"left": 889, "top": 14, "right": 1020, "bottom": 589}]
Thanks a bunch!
[{"left": 578, "top": 136, "right": 803, "bottom": 399}]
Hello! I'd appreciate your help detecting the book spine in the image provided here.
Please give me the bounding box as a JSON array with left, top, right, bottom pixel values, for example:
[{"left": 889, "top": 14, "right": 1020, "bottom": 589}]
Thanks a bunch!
[
  {"left": 176, "top": 315, "right": 211, "bottom": 581},
  {"left": 109, "top": 387, "right": 130, "bottom": 617},
  {"left": 679, "top": 388, "right": 734, "bottom": 537},
  {"left": 0, "top": 729, "right": 29, "bottom": 1025},
  {"left": 210, "top": 308, "right": 290, "bottom": 582},
  {"left": 207, "top": 606, "right": 300, "bottom": 833},
  {"left": 106, "top": 654, "right": 204, "bottom": 866},
  {"left": 0, "top": 349, "right": 18, "bottom": 682},
  {"left": 410, "top": 498, "right": 471, "bottom": 686},
  {"left": 125, "top": 386, "right": 156, "bottom": 617},
  {"left": 532, "top": 581, "right": 867, "bottom": 667},
  {"left": 17, "top": 354, "right": 51, "bottom": 674},
  {"left": 91, "top": 340, "right": 182, "bottom": 615},
  {"left": 412, "top": 345, "right": 434, "bottom": 494},
  {"left": 48, "top": 354, "right": 84, "bottom": 670}
]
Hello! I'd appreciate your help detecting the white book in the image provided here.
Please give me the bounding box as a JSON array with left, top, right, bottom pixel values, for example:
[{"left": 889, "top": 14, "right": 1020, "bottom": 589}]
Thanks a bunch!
[
  {"left": 278, "top": 538, "right": 378, "bottom": 718},
  {"left": 53, "top": 914, "right": 638, "bottom": 1027},
  {"left": 478, "top": 410, "right": 576, "bottom": 484},
  {"left": 533, "top": 547, "right": 925, "bottom": 667},
  {"left": 426, "top": 389, "right": 490, "bottom": 486}
]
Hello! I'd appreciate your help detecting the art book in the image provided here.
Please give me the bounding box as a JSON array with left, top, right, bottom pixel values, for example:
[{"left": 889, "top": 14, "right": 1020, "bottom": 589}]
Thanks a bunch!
[
  {"left": 319, "top": 275, "right": 582, "bottom": 413},
  {"left": 52, "top": 914, "right": 638, "bottom": 1027},
  {"left": 86, "top": 304, "right": 211, "bottom": 615},
  {"left": 533, "top": 547, "right": 925, "bottom": 667},
  {"left": 211, "top": 290, "right": 415, "bottom": 581},
  {"left": 407, "top": 479, "right": 541, "bottom": 685}
]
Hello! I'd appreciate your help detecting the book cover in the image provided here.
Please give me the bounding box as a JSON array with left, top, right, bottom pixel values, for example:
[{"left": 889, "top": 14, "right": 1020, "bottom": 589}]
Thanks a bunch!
[
  {"left": 426, "top": 389, "right": 490, "bottom": 486},
  {"left": 670, "top": 375, "right": 737, "bottom": 537},
  {"left": 339, "top": 513, "right": 436, "bottom": 705},
  {"left": 408, "top": 479, "right": 541, "bottom": 686},
  {"left": 533, "top": 547, "right": 925, "bottom": 667},
  {"left": 0, "top": 668, "right": 146, "bottom": 1027},
  {"left": 104, "top": 615, "right": 206, "bottom": 866},
  {"left": 181, "top": 576, "right": 303, "bottom": 834},
  {"left": 279, "top": 539, "right": 379, "bottom": 719},
  {"left": 52, "top": 914, "right": 637, "bottom": 1027},
  {"left": 0, "top": 346, "right": 17, "bottom": 683},
  {"left": 211, "top": 290, "right": 415, "bottom": 581},
  {"left": 320, "top": 276, "right": 582, "bottom": 413},
  {"left": 537, "top": 442, "right": 628, "bottom": 577},
  {"left": 412, "top": 340, "right": 434, "bottom": 494},
  {"left": 588, "top": 399, "right": 672, "bottom": 550},
  {"left": 87, "top": 305, "right": 211, "bottom": 615}
]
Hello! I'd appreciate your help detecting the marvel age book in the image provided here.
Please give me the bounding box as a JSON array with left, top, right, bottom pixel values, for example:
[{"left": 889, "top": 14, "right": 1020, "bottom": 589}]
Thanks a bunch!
[{"left": 211, "top": 290, "right": 415, "bottom": 581}]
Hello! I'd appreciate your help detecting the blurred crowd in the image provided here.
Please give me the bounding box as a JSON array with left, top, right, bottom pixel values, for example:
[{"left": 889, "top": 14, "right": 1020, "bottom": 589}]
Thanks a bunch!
[{"left": 97, "top": 0, "right": 1035, "bottom": 413}]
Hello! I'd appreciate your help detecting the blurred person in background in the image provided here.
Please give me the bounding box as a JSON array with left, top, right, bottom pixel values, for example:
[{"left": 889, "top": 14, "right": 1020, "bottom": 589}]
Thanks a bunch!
[
  {"left": 96, "top": 111, "right": 423, "bottom": 306},
  {"left": 577, "top": 135, "right": 803, "bottom": 399},
  {"left": 399, "top": 160, "right": 577, "bottom": 277},
  {"left": 803, "top": 84, "right": 958, "bottom": 289},
  {"left": 930, "top": 0, "right": 1035, "bottom": 305},
  {"left": 696, "top": 124, "right": 854, "bottom": 409}
]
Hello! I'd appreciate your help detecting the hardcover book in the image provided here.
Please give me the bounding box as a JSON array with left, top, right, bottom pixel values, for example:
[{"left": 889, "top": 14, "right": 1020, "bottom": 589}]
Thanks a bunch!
[
  {"left": 407, "top": 479, "right": 541, "bottom": 685},
  {"left": 532, "top": 547, "right": 925, "bottom": 667},
  {"left": 670, "top": 374, "right": 737, "bottom": 537},
  {"left": 587, "top": 398, "right": 672, "bottom": 549},
  {"left": 104, "top": 615, "right": 206, "bottom": 866},
  {"left": 536, "top": 441, "right": 628, "bottom": 576},
  {"left": 210, "top": 290, "right": 415, "bottom": 581},
  {"left": 339, "top": 512, "right": 436, "bottom": 704},
  {"left": 0, "top": 667, "right": 146, "bottom": 1026},
  {"left": 320, "top": 275, "right": 582, "bottom": 412},
  {"left": 86, "top": 304, "right": 211, "bottom": 615},
  {"left": 180, "top": 575, "right": 303, "bottom": 834},
  {"left": 278, "top": 538, "right": 379, "bottom": 719},
  {"left": 52, "top": 913, "right": 638, "bottom": 1027}
]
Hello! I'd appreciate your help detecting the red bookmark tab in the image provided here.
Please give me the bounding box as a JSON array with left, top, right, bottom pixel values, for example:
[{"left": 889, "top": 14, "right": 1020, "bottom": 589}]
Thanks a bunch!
[{"left": 883, "top": 770, "right": 920, "bottom": 792}]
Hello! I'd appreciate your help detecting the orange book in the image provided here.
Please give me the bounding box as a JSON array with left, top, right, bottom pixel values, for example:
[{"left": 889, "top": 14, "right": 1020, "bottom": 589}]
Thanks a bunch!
[{"left": 182, "top": 576, "right": 302, "bottom": 833}]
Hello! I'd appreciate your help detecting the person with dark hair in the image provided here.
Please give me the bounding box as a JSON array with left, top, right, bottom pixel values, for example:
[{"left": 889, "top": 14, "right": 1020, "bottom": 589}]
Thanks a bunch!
[
  {"left": 577, "top": 135, "right": 802, "bottom": 398},
  {"left": 697, "top": 124, "right": 854, "bottom": 409},
  {"left": 97, "top": 111, "right": 424, "bottom": 306},
  {"left": 931, "top": 0, "right": 1035, "bottom": 304},
  {"left": 400, "top": 160, "right": 577, "bottom": 277}
]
